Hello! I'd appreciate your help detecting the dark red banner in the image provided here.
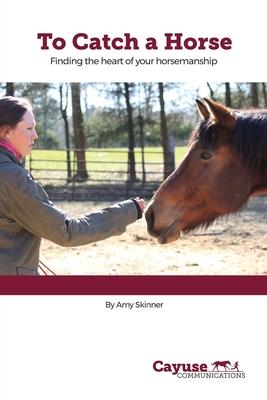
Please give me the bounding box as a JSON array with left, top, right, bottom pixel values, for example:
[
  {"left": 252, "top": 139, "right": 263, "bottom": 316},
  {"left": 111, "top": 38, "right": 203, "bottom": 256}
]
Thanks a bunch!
[{"left": 0, "top": 275, "right": 266, "bottom": 295}]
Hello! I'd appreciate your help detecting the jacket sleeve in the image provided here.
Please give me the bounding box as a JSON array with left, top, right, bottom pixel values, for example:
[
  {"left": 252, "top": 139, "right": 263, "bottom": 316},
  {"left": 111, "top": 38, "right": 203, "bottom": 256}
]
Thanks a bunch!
[{"left": 2, "top": 168, "right": 138, "bottom": 247}]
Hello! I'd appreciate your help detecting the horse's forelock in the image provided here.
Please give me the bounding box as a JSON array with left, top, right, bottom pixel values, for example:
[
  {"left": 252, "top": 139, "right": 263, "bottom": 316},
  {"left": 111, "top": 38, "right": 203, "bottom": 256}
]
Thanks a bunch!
[
  {"left": 190, "top": 112, "right": 267, "bottom": 176},
  {"left": 189, "top": 119, "right": 219, "bottom": 148}
]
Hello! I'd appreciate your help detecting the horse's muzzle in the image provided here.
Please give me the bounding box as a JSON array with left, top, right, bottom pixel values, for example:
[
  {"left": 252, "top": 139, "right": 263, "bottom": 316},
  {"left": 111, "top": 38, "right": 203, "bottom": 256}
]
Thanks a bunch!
[{"left": 145, "top": 203, "right": 181, "bottom": 244}]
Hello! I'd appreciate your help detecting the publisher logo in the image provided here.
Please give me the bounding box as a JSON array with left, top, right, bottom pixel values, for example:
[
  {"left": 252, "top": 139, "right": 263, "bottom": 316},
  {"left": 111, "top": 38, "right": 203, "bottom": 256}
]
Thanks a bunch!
[
  {"left": 153, "top": 360, "right": 246, "bottom": 379},
  {"left": 212, "top": 360, "right": 239, "bottom": 371}
]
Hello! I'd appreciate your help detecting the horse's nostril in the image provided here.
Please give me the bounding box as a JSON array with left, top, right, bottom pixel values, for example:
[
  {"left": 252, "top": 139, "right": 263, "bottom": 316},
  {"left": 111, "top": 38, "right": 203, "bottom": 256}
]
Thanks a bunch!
[{"left": 145, "top": 207, "right": 155, "bottom": 231}]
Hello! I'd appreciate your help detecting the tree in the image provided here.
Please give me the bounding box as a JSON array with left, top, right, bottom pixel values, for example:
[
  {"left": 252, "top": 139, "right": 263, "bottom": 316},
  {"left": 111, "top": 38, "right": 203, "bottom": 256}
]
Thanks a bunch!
[
  {"left": 59, "top": 83, "right": 72, "bottom": 179},
  {"left": 138, "top": 112, "right": 146, "bottom": 182},
  {"left": 71, "top": 83, "right": 88, "bottom": 180},
  {"left": 124, "top": 83, "right": 136, "bottom": 182},
  {"left": 158, "top": 83, "right": 175, "bottom": 179},
  {"left": 6, "top": 83, "right": 14, "bottom": 96},
  {"left": 225, "top": 83, "right": 231, "bottom": 107},
  {"left": 262, "top": 83, "right": 267, "bottom": 108},
  {"left": 42, "top": 87, "right": 49, "bottom": 147},
  {"left": 142, "top": 83, "right": 156, "bottom": 120},
  {"left": 250, "top": 83, "right": 259, "bottom": 108},
  {"left": 206, "top": 83, "right": 216, "bottom": 100}
]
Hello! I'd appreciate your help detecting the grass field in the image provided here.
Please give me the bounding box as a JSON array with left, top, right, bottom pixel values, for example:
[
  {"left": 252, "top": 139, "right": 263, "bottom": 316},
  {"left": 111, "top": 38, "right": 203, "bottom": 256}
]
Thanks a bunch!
[{"left": 26, "top": 147, "right": 187, "bottom": 185}]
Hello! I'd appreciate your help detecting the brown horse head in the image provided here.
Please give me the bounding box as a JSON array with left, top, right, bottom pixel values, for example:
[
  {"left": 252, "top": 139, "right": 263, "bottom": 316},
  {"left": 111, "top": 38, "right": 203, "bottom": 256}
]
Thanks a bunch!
[{"left": 145, "top": 98, "right": 267, "bottom": 244}]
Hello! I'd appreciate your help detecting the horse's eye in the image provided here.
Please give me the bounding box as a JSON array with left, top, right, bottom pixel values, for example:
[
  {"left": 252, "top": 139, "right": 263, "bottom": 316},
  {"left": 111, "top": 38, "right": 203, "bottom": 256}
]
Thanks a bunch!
[{"left": 200, "top": 151, "right": 213, "bottom": 160}]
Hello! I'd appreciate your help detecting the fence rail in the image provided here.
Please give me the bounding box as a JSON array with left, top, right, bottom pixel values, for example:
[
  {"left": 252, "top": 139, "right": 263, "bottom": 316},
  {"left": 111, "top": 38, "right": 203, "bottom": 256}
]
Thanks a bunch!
[{"left": 27, "top": 147, "right": 183, "bottom": 201}]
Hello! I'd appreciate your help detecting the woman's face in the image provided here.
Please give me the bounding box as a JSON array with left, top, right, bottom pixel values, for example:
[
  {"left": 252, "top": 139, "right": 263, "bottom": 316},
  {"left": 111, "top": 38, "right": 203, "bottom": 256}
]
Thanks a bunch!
[{"left": 8, "top": 109, "right": 38, "bottom": 157}]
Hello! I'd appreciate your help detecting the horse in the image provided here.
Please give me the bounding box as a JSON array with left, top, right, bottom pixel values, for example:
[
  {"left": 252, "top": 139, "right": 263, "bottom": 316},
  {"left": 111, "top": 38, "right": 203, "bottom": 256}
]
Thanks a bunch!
[
  {"left": 145, "top": 98, "right": 267, "bottom": 244},
  {"left": 211, "top": 361, "right": 231, "bottom": 371}
]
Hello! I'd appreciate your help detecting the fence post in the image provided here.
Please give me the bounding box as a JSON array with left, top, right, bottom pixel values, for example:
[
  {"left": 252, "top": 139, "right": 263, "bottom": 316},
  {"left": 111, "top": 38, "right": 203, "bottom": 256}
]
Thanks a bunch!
[
  {"left": 29, "top": 152, "right": 32, "bottom": 172},
  {"left": 71, "top": 150, "right": 77, "bottom": 200}
]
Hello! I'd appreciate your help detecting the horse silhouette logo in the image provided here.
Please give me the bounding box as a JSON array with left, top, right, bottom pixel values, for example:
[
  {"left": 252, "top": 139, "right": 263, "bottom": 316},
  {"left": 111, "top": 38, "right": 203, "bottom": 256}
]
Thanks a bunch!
[{"left": 211, "top": 361, "right": 231, "bottom": 371}]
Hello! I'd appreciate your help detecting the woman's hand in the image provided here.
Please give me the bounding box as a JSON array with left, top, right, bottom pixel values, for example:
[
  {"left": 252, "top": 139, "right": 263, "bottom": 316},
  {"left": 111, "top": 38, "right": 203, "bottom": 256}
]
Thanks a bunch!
[{"left": 134, "top": 197, "right": 146, "bottom": 213}]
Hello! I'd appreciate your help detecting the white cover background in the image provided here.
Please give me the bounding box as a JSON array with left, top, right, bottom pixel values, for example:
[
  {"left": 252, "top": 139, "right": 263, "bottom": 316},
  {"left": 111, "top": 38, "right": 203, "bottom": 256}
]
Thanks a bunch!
[
  {"left": 1, "top": 0, "right": 266, "bottom": 81},
  {"left": 0, "top": 296, "right": 266, "bottom": 400}
]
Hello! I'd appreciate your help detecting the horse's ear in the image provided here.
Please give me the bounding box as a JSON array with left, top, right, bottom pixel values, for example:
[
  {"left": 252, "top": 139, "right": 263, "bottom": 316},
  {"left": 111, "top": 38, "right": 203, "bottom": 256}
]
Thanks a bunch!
[
  {"left": 203, "top": 98, "right": 236, "bottom": 130},
  {"left": 196, "top": 99, "right": 210, "bottom": 120}
]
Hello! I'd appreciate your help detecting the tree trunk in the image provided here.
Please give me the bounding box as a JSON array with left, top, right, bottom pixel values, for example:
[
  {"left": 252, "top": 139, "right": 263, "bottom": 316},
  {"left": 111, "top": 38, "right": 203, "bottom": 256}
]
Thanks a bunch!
[
  {"left": 43, "top": 89, "right": 48, "bottom": 148},
  {"left": 124, "top": 83, "right": 136, "bottom": 182},
  {"left": 206, "top": 83, "right": 216, "bottom": 100},
  {"left": 71, "top": 83, "right": 88, "bottom": 180},
  {"left": 143, "top": 83, "right": 154, "bottom": 120},
  {"left": 225, "top": 83, "right": 231, "bottom": 107},
  {"left": 138, "top": 112, "right": 146, "bottom": 182},
  {"left": 158, "top": 83, "right": 175, "bottom": 179},
  {"left": 59, "top": 83, "right": 72, "bottom": 179},
  {"left": 262, "top": 83, "right": 267, "bottom": 108},
  {"left": 6, "top": 83, "right": 14, "bottom": 96},
  {"left": 250, "top": 83, "right": 259, "bottom": 108}
]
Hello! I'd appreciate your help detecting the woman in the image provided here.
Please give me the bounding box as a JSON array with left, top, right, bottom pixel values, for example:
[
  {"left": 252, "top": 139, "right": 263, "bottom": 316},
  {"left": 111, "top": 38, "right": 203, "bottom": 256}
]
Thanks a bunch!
[{"left": 0, "top": 96, "right": 145, "bottom": 275}]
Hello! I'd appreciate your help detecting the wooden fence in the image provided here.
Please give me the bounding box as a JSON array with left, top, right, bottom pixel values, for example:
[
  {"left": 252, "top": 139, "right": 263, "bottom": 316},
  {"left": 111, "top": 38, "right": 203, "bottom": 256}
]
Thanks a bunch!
[{"left": 28, "top": 148, "right": 176, "bottom": 201}]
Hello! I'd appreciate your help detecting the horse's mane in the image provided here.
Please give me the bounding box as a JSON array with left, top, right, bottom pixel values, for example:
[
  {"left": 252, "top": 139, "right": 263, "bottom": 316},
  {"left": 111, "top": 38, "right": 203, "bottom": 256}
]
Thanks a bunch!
[
  {"left": 190, "top": 111, "right": 267, "bottom": 175},
  {"left": 234, "top": 113, "right": 267, "bottom": 174}
]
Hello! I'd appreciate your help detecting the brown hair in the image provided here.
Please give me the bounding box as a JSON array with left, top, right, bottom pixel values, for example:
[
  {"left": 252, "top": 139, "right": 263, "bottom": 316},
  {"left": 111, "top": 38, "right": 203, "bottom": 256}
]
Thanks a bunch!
[{"left": 0, "top": 96, "right": 32, "bottom": 133}]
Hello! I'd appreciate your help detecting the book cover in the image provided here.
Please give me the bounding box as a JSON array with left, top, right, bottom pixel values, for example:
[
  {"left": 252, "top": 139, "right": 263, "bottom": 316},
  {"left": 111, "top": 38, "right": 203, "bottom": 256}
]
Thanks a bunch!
[{"left": 0, "top": 1, "right": 266, "bottom": 399}]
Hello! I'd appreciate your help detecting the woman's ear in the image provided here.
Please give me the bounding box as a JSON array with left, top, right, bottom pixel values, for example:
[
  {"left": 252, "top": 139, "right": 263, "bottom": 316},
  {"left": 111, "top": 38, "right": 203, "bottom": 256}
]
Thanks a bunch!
[
  {"left": 0, "top": 127, "right": 8, "bottom": 140},
  {"left": 2, "top": 127, "right": 11, "bottom": 140}
]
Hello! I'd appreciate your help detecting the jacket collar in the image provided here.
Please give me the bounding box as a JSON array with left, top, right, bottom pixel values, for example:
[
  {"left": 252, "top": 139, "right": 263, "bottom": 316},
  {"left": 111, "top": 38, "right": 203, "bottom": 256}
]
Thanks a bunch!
[{"left": 0, "top": 147, "right": 24, "bottom": 166}]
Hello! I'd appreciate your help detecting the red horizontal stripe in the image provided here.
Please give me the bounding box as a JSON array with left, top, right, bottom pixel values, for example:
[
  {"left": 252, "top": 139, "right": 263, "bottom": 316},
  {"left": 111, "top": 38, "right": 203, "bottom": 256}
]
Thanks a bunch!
[{"left": 0, "top": 276, "right": 266, "bottom": 295}]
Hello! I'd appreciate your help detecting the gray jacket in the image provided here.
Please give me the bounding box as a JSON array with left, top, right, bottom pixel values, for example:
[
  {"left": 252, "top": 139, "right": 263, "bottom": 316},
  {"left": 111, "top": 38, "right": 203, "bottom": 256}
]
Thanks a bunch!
[{"left": 0, "top": 149, "right": 139, "bottom": 275}]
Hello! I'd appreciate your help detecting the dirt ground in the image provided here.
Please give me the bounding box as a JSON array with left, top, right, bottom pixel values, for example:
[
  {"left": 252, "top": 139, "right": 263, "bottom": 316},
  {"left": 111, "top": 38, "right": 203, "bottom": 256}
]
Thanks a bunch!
[{"left": 40, "top": 196, "right": 267, "bottom": 275}]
